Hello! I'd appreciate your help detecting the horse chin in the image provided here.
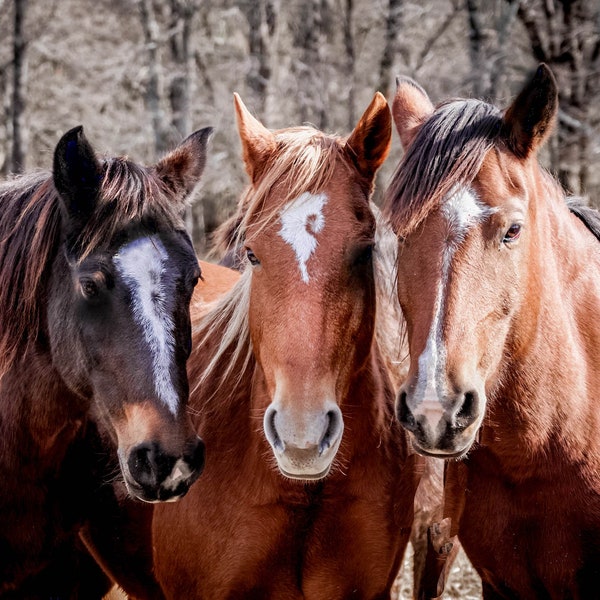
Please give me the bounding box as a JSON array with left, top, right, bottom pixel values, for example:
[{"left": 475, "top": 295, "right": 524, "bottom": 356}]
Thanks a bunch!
[
  {"left": 122, "top": 477, "right": 192, "bottom": 503},
  {"left": 277, "top": 463, "right": 332, "bottom": 482},
  {"left": 410, "top": 436, "right": 474, "bottom": 460}
]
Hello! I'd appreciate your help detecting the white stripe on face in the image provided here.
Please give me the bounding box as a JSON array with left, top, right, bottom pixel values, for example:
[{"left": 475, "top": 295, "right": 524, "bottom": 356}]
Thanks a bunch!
[
  {"left": 279, "top": 192, "right": 328, "bottom": 283},
  {"left": 114, "top": 236, "right": 178, "bottom": 415},
  {"left": 413, "top": 187, "right": 493, "bottom": 422}
]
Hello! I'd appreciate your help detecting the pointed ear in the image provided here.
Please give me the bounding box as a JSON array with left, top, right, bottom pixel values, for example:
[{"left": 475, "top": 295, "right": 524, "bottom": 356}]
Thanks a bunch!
[
  {"left": 233, "top": 93, "right": 276, "bottom": 185},
  {"left": 344, "top": 92, "right": 392, "bottom": 182},
  {"left": 53, "top": 126, "right": 102, "bottom": 228},
  {"left": 502, "top": 64, "right": 558, "bottom": 158},
  {"left": 154, "top": 126, "right": 214, "bottom": 196},
  {"left": 392, "top": 77, "right": 434, "bottom": 150}
]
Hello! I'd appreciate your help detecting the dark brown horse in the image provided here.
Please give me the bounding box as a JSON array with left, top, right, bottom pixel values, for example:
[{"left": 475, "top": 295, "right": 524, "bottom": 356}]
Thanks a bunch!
[
  {"left": 0, "top": 126, "right": 210, "bottom": 597},
  {"left": 147, "top": 92, "right": 422, "bottom": 599},
  {"left": 385, "top": 64, "right": 600, "bottom": 598}
]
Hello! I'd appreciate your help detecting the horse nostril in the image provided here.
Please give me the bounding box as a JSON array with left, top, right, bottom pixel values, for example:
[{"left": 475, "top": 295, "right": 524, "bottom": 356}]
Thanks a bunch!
[
  {"left": 264, "top": 406, "right": 284, "bottom": 452},
  {"left": 397, "top": 391, "right": 418, "bottom": 433},
  {"left": 129, "top": 442, "right": 180, "bottom": 488},
  {"left": 319, "top": 410, "right": 342, "bottom": 456},
  {"left": 455, "top": 390, "right": 478, "bottom": 428}
]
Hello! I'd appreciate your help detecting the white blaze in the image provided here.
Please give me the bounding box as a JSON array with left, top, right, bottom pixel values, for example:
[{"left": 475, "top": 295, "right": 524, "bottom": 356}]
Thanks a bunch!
[
  {"left": 279, "top": 192, "right": 328, "bottom": 283},
  {"left": 413, "top": 187, "right": 493, "bottom": 426},
  {"left": 113, "top": 236, "right": 178, "bottom": 415}
]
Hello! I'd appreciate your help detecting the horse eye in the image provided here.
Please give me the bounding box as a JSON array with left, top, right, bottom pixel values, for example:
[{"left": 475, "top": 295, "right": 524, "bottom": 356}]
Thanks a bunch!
[
  {"left": 503, "top": 223, "right": 522, "bottom": 243},
  {"left": 80, "top": 279, "right": 99, "bottom": 299},
  {"left": 190, "top": 268, "right": 201, "bottom": 288},
  {"left": 246, "top": 248, "right": 260, "bottom": 266}
]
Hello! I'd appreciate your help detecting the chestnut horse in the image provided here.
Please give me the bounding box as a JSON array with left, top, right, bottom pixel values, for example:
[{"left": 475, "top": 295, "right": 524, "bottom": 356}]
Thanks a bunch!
[
  {"left": 385, "top": 64, "right": 600, "bottom": 598},
  {"left": 0, "top": 127, "right": 209, "bottom": 597},
  {"left": 209, "top": 140, "right": 450, "bottom": 600},
  {"left": 149, "top": 92, "right": 421, "bottom": 599}
]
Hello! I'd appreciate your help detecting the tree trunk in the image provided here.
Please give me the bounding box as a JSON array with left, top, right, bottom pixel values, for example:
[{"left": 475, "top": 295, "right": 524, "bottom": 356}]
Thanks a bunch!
[
  {"left": 378, "top": 0, "right": 403, "bottom": 100},
  {"left": 138, "top": 0, "right": 170, "bottom": 157},
  {"left": 342, "top": 0, "right": 355, "bottom": 130},
  {"left": 293, "top": 0, "right": 330, "bottom": 129},
  {"left": 11, "top": 0, "right": 28, "bottom": 174},
  {"left": 515, "top": 0, "right": 600, "bottom": 200},
  {"left": 239, "top": 0, "right": 274, "bottom": 119}
]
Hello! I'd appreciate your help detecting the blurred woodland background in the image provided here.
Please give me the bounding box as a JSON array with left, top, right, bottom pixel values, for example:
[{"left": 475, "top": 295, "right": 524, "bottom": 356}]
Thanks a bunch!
[{"left": 0, "top": 0, "right": 599, "bottom": 255}]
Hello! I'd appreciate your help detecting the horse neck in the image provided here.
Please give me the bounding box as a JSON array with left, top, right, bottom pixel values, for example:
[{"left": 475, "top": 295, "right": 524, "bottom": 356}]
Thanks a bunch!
[
  {"left": 487, "top": 186, "right": 600, "bottom": 469},
  {"left": 0, "top": 346, "right": 87, "bottom": 471}
]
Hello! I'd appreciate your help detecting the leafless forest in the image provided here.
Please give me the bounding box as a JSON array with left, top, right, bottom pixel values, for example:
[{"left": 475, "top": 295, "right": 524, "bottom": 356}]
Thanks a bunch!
[
  {"left": 1, "top": 0, "right": 599, "bottom": 254},
  {"left": 2, "top": 2, "right": 598, "bottom": 598}
]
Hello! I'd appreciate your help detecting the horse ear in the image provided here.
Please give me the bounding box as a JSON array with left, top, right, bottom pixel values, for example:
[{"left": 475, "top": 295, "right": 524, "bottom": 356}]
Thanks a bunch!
[
  {"left": 53, "top": 126, "right": 102, "bottom": 228},
  {"left": 391, "top": 77, "right": 434, "bottom": 150},
  {"left": 154, "top": 127, "right": 214, "bottom": 197},
  {"left": 344, "top": 91, "right": 392, "bottom": 181},
  {"left": 233, "top": 93, "right": 276, "bottom": 185},
  {"left": 502, "top": 64, "right": 558, "bottom": 158}
]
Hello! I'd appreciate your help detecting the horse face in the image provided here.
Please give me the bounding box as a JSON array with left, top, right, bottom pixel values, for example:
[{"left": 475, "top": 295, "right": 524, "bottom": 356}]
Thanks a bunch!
[
  {"left": 389, "top": 66, "right": 557, "bottom": 457},
  {"left": 234, "top": 93, "right": 390, "bottom": 480},
  {"left": 247, "top": 182, "right": 376, "bottom": 480},
  {"left": 71, "top": 228, "right": 204, "bottom": 501},
  {"left": 395, "top": 174, "right": 530, "bottom": 457},
  {"left": 48, "top": 126, "right": 211, "bottom": 501}
]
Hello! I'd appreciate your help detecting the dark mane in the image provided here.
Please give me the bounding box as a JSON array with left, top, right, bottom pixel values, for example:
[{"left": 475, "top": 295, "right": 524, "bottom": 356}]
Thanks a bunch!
[
  {"left": 384, "top": 99, "right": 502, "bottom": 236},
  {"left": 0, "top": 159, "right": 183, "bottom": 377},
  {"left": 567, "top": 197, "right": 600, "bottom": 243}
]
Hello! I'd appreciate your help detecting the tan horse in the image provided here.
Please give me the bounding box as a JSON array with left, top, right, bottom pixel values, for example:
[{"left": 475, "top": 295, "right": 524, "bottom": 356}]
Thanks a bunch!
[{"left": 386, "top": 64, "right": 600, "bottom": 598}]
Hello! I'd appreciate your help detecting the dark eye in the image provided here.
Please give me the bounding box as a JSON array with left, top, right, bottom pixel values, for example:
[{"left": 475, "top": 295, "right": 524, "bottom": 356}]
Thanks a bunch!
[
  {"left": 246, "top": 248, "right": 260, "bottom": 266},
  {"left": 503, "top": 223, "right": 522, "bottom": 243},
  {"left": 189, "top": 267, "right": 201, "bottom": 288},
  {"left": 80, "top": 279, "right": 99, "bottom": 299}
]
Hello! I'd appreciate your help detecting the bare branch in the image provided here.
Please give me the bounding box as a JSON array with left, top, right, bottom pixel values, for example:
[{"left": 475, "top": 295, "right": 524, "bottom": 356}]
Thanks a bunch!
[
  {"left": 414, "top": 0, "right": 461, "bottom": 73},
  {"left": 517, "top": 1, "right": 548, "bottom": 63}
]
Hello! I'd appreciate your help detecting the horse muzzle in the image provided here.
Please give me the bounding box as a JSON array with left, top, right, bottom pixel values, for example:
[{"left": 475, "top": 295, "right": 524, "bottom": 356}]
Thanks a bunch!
[
  {"left": 263, "top": 402, "right": 344, "bottom": 481},
  {"left": 122, "top": 435, "right": 205, "bottom": 502},
  {"left": 397, "top": 388, "right": 484, "bottom": 458}
]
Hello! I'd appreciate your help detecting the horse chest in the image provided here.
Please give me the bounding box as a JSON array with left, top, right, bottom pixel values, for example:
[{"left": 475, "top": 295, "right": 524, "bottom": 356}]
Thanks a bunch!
[
  {"left": 448, "top": 458, "right": 600, "bottom": 598},
  {"left": 155, "top": 474, "right": 405, "bottom": 600}
]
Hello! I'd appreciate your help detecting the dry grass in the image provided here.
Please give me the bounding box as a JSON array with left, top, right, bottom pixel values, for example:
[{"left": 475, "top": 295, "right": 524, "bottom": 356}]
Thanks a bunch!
[{"left": 393, "top": 543, "right": 483, "bottom": 600}]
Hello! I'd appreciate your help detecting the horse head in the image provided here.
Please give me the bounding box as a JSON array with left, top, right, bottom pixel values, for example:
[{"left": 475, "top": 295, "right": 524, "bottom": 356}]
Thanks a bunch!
[
  {"left": 233, "top": 93, "right": 391, "bottom": 479},
  {"left": 386, "top": 65, "right": 559, "bottom": 457},
  {"left": 48, "top": 126, "right": 211, "bottom": 501}
]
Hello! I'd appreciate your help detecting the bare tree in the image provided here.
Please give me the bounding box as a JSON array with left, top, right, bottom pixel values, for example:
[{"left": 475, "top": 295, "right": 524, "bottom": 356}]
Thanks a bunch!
[
  {"left": 168, "top": 0, "right": 197, "bottom": 140},
  {"left": 11, "top": 0, "right": 28, "bottom": 173},
  {"left": 342, "top": 0, "right": 355, "bottom": 129},
  {"left": 239, "top": 0, "right": 276, "bottom": 119},
  {"left": 378, "top": 0, "right": 404, "bottom": 100},
  {"left": 515, "top": 0, "right": 600, "bottom": 198},
  {"left": 291, "top": 0, "right": 333, "bottom": 129},
  {"left": 138, "top": 0, "right": 171, "bottom": 155},
  {"left": 466, "top": 0, "right": 518, "bottom": 99}
]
